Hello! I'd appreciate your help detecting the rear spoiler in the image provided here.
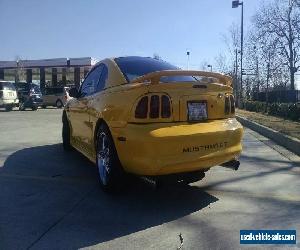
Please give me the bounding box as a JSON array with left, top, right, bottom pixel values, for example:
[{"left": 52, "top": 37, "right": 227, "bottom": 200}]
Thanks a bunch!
[{"left": 131, "top": 70, "right": 232, "bottom": 86}]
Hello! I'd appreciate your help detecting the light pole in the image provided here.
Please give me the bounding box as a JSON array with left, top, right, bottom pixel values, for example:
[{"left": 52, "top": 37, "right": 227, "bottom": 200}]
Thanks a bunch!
[
  {"left": 232, "top": 0, "right": 244, "bottom": 106},
  {"left": 234, "top": 48, "right": 239, "bottom": 101},
  {"left": 207, "top": 64, "right": 212, "bottom": 72},
  {"left": 186, "top": 50, "right": 190, "bottom": 70}
]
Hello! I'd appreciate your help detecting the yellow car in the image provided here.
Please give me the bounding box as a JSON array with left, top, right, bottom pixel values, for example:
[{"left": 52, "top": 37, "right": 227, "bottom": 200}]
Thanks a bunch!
[{"left": 63, "top": 56, "right": 243, "bottom": 191}]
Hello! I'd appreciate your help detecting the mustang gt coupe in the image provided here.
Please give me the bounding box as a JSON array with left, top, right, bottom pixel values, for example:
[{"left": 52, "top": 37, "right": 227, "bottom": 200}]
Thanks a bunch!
[{"left": 63, "top": 56, "right": 243, "bottom": 191}]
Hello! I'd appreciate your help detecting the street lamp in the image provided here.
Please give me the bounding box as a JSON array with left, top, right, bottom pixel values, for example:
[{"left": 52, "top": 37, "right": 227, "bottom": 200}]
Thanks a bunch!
[
  {"left": 207, "top": 64, "right": 213, "bottom": 72},
  {"left": 232, "top": 0, "right": 244, "bottom": 106},
  {"left": 186, "top": 50, "right": 190, "bottom": 70}
]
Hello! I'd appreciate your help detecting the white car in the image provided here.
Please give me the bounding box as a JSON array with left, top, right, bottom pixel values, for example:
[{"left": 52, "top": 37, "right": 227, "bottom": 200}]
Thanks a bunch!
[{"left": 0, "top": 81, "right": 19, "bottom": 111}]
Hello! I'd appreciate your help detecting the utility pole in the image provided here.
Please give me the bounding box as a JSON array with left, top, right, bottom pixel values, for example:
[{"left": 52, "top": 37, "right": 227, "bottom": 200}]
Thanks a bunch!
[
  {"left": 235, "top": 48, "right": 238, "bottom": 101},
  {"left": 232, "top": 0, "right": 244, "bottom": 107},
  {"left": 186, "top": 50, "right": 190, "bottom": 70},
  {"left": 240, "top": 1, "right": 244, "bottom": 103}
]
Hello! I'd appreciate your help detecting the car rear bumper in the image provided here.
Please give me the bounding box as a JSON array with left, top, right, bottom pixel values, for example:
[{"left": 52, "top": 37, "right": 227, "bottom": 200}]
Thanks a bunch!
[
  {"left": 0, "top": 98, "right": 19, "bottom": 106},
  {"left": 111, "top": 118, "right": 243, "bottom": 176},
  {"left": 24, "top": 97, "right": 43, "bottom": 107}
]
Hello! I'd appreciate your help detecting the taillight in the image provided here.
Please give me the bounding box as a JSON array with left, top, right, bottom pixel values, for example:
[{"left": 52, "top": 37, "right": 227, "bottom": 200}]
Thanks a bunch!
[
  {"left": 225, "top": 96, "right": 230, "bottom": 115},
  {"left": 135, "top": 94, "right": 171, "bottom": 119},
  {"left": 161, "top": 95, "right": 171, "bottom": 118},
  {"left": 230, "top": 95, "right": 235, "bottom": 114},
  {"left": 150, "top": 95, "right": 159, "bottom": 118},
  {"left": 135, "top": 96, "right": 148, "bottom": 118}
]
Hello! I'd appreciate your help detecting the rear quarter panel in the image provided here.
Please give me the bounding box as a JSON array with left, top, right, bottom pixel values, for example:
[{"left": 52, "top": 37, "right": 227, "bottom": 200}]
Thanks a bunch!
[{"left": 88, "top": 83, "right": 150, "bottom": 158}]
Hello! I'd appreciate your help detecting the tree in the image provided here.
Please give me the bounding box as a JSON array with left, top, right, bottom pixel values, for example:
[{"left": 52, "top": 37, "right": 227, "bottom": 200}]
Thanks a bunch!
[
  {"left": 221, "top": 22, "right": 241, "bottom": 100},
  {"left": 214, "top": 53, "right": 229, "bottom": 73},
  {"left": 14, "top": 56, "right": 25, "bottom": 83},
  {"left": 253, "top": 0, "right": 300, "bottom": 90}
]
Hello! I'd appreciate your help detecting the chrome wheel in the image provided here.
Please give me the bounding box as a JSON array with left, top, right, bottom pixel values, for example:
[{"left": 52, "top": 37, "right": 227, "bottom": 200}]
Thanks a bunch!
[{"left": 97, "top": 132, "right": 111, "bottom": 185}]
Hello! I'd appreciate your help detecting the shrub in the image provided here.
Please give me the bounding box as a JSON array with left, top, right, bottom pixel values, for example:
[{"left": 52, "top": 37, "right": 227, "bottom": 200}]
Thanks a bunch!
[
  {"left": 242, "top": 100, "right": 266, "bottom": 113},
  {"left": 241, "top": 101, "right": 300, "bottom": 121}
]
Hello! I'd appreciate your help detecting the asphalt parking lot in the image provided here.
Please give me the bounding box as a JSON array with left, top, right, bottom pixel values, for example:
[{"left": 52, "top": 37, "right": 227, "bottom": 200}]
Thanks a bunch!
[{"left": 0, "top": 108, "right": 299, "bottom": 250}]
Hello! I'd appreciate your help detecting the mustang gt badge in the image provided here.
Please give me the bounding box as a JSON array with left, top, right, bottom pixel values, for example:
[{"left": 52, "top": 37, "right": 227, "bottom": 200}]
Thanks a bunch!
[{"left": 183, "top": 142, "right": 228, "bottom": 153}]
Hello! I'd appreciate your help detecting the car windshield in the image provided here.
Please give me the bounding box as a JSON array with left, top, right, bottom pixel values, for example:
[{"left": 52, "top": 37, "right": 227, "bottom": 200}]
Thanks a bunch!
[
  {"left": 114, "top": 56, "right": 197, "bottom": 83},
  {"left": 0, "top": 82, "right": 16, "bottom": 91}
]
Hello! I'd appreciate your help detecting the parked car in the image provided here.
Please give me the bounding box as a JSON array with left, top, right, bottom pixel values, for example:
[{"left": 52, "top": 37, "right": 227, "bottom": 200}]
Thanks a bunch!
[
  {"left": 62, "top": 56, "right": 243, "bottom": 192},
  {"left": 15, "top": 82, "right": 43, "bottom": 111},
  {"left": 0, "top": 81, "right": 19, "bottom": 111},
  {"left": 42, "top": 87, "right": 69, "bottom": 108}
]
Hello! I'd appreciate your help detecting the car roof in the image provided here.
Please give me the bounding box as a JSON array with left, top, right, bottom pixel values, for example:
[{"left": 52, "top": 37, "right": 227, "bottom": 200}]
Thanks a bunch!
[{"left": 91, "top": 56, "right": 164, "bottom": 88}]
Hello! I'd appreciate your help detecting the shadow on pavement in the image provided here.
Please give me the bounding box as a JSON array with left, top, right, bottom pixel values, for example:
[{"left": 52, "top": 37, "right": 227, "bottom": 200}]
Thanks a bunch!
[{"left": 0, "top": 144, "right": 218, "bottom": 249}]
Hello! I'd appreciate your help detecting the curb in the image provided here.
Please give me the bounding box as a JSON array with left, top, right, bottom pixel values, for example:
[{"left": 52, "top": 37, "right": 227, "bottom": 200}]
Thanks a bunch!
[{"left": 236, "top": 115, "right": 300, "bottom": 156}]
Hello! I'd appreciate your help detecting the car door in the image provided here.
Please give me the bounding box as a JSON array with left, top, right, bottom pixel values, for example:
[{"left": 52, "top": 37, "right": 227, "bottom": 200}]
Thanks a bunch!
[
  {"left": 87, "top": 64, "right": 108, "bottom": 156},
  {"left": 52, "top": 88, "right": 63, "bottom": 105},
  {"left": 48, "top": 88, "right": 56, "bottom": 105},
  {"left": 68, "top": 65, "right": 103, "bottom": 154},
  {"left": 43, "top": 89, "right": 51, "bottom": 105}
]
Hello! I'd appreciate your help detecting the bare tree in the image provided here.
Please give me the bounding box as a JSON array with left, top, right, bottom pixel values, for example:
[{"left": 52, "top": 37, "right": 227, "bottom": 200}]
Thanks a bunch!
[
  {"left": 199, "top": 60, "right": 209, "bottom": 71},
  {"left": 14, "top": 55, "right": 25, "bottom": 83},
  {"left": 253, "top": 0, "right": 300, "bottom": 90},
  {"left": 221, "top": 22, "right": 241, "bottom": 99},
  {"left": 214, "top": 53, "right": 229, "bottom": 73}
]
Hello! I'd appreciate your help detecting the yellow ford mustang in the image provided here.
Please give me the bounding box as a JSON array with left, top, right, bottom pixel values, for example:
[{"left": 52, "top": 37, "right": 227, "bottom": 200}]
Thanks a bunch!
[{"left": 62, "top": 56, "right": 243, "bottom": 191}]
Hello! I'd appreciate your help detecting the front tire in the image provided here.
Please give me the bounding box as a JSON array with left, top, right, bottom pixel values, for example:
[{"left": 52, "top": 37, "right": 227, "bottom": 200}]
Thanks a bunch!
[
  {"left": 62, "top": 113, "right": 72, "bottom": 151},
  {"left": 19, "top": 102, "right": 25, "bottom": 111},
  {"left": 96, "top": 124, "right": 124, "bottom": 192}
]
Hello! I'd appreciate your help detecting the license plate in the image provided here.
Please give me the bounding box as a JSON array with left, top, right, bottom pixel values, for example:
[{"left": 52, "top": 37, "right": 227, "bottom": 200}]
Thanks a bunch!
[{"left": 187, "top": 101, "right": 208, "bottom": 121}]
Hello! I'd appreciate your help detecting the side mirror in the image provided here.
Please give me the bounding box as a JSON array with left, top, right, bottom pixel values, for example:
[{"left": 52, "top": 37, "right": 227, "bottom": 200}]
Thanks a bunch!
[{"left": 69, "top": 87, "right": 79, "bottom": 98}]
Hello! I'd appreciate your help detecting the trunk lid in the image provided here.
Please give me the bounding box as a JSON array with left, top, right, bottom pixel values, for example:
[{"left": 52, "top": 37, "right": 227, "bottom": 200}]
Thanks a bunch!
[{"left": 147, "top": 82, "right": 233, "bottom": 122}]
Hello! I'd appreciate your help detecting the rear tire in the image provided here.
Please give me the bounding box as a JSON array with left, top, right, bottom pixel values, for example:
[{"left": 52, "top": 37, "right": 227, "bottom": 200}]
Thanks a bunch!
[
  {"left": 56, "top": 100, "right": 63, "bottom": 109},
  {"left": 62, "top": 113, "right": 72, "bottom": 151},
  {"left": 96, "top": 123, "right": 125, "bottom": 192},
  {"left": 41, "top": 105, "right": 47, "bottom": 109}
]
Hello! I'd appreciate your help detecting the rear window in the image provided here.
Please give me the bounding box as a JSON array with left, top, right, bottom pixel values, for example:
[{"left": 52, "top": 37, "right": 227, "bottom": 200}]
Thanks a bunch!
[
  {"left": 114, "top": 56, "right": 197, "bottom": 83},
  {"left": 0, "top": 82, "right": 16, "bottom": 91}
]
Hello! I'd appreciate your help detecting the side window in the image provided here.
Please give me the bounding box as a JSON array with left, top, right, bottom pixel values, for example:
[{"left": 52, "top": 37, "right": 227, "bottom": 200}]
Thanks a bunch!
[
  {"left": 79, "top": 65, "right": 103, "bottom": 97},
  {"left": 96, "top": 64, "right": 108, "bottom": 92}
]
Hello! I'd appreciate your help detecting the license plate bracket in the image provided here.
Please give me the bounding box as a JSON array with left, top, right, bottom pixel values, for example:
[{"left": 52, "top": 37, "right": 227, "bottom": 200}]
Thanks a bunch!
[{"left": 187, "top": 101, "right": 208, "bottom": 121}]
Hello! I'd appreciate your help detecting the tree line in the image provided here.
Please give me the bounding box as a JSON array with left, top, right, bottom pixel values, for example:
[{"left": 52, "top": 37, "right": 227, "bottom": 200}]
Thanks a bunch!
[{"left": 216, "top": 0, "right": 300, "bottom": 99}]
